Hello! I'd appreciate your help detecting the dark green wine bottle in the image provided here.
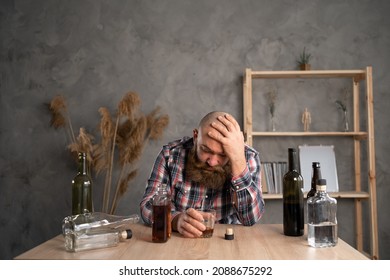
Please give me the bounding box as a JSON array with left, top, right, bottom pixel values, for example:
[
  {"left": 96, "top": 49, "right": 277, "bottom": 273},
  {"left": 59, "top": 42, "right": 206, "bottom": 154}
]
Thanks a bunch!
[
  {"left": 283, "top": 148, "right": 304, "bottom": 236},
  {"left": 307, "top": 162, "right": 322, "bottom": 199},
  {"left": 72, "top": 152, "right": 93, "bottom": 215}
]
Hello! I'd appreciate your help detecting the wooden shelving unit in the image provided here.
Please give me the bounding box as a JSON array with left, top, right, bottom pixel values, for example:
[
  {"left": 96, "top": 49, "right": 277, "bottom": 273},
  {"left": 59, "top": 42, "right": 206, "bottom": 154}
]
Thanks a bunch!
[{"left": 243, "top": 67, "right": 378, "bottom": 259}]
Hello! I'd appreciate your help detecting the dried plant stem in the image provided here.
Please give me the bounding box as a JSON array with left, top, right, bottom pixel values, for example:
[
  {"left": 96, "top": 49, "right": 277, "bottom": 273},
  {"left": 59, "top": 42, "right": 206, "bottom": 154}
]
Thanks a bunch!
[
  {"left": 67, "top": 115, "right": 76, "bottom": 144},
  {"left": 102, "top": 116, "right": 120, "bottom": 213},
  {"left": 101, "top": 147, "right": 112, "bottom": 213},
  {"left": 110, "top": 165, "right": 127, "bottom": 214}
]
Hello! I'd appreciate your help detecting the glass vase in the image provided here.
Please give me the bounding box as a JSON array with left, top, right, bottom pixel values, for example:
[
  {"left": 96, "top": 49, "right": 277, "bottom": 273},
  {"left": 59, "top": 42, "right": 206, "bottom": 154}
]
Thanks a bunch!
[
  {"left": 270, "top": 116, "right": 276, "bottom": 132},
  {"left": 343, "top": 111, "right": 349, "bottom": 132}
]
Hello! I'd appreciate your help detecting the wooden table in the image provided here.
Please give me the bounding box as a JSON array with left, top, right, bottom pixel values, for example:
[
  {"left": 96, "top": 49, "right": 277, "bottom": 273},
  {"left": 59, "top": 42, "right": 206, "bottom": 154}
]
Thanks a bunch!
[{"left": 15, "top": 223, "right": 369, "bottom": 260}]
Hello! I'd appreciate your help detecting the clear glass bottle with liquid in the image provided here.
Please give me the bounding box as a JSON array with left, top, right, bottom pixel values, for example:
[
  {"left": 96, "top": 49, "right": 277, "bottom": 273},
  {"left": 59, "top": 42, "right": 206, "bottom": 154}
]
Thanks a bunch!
[
  {"left": 283, "top": 148, "right": 304, "bottom": 236},
  {"left": 152, "top": 184, "right": 171, "bottom": 243},
  {"left": 62, "top": 211, "right": 140, "bottom": 236},
  {"left": 307, "top": 178, "right": 338, "bottom": 247},
  {"left": 64, "top": 228, "right": 132, "bottom": 252},
  {"left": 72, "top": 152, "right": 93, "bottom": 215},
  {"left": 307, "top": 162, "right": 322, "bottom": 199},
  {"left": 62, "top": 212, "right": 139, "bottom": 252}
]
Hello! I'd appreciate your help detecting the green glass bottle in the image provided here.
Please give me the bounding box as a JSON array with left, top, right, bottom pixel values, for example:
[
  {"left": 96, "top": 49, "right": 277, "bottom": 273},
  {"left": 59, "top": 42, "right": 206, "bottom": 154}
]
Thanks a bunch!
[
  {"left": 283, "top": 148, "right": 304, "bottom": 236},
  {"left": 72, "top": 152, "right": 93, "bottom": 215}
]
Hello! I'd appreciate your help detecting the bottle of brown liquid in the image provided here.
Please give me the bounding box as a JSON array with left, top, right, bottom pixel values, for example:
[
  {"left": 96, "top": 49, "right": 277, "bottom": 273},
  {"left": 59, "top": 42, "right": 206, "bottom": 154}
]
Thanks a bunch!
[{"left": 152, "top": 185, "right": 171, "bottom": 243}]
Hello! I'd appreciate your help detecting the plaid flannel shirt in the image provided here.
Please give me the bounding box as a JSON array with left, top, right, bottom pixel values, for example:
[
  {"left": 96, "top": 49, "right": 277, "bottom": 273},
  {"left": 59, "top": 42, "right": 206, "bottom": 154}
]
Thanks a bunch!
[{"left": 140, "top": 137, "right": 264, "bottom": 226}]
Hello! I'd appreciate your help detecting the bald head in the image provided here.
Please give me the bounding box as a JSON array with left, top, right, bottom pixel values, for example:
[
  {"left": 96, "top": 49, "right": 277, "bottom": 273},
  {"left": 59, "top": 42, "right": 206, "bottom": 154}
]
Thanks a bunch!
[
  {"left": 191, "top": 111, "right": 230, "bottom": 167},
  {"left": 198, "top": 111, "right": 227, "bottom": 129}
]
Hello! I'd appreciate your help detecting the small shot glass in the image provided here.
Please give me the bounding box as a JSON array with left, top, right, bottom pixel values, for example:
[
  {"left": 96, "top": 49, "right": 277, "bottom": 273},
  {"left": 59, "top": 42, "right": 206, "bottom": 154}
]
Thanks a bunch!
[{"left": 199, "top": 209, "right": 216, "bottom": 238}]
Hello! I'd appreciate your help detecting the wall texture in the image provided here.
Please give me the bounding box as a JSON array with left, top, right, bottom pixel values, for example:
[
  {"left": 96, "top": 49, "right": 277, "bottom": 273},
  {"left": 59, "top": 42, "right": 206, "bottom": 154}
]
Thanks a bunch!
[{"left": 1, "top": 0, "right": 389, "bottom": 259}]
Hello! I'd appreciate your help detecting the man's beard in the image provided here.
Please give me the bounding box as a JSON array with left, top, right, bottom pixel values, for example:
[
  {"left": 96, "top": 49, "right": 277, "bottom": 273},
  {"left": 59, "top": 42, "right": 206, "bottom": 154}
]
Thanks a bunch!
[{"left": 185, "top": 146, "right": 232, "bottom": 190}]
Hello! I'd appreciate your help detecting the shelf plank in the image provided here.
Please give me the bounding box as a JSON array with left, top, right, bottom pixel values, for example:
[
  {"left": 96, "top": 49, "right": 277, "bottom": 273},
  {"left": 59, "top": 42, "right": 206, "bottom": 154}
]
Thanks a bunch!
[
  {"left": 250, "top": 69, "right": 366, "bottom": 80},
  {"left": 252, "top": 131, "right": 367, "bottom": 138},
  {"left": 263, "top": 191, "right": 370, "bottom": 200}
]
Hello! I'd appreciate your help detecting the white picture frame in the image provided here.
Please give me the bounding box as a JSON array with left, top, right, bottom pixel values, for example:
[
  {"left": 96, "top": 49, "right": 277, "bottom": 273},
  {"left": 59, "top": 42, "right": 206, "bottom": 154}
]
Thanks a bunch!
[{"left": 298, "top": 145, "right": 339, "bottom": 192}]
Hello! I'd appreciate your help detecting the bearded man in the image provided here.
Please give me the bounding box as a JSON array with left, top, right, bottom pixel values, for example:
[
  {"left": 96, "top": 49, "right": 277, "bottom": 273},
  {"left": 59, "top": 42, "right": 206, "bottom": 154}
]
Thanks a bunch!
[{"left": 140, "top": 111, "right": 265, "bottom": 238}]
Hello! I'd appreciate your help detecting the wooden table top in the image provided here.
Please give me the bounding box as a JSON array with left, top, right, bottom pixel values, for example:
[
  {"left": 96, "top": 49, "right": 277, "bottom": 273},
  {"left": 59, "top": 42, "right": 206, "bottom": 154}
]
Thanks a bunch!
[{"left": 15, "top": 223, "right": 369, "bottom": 260}]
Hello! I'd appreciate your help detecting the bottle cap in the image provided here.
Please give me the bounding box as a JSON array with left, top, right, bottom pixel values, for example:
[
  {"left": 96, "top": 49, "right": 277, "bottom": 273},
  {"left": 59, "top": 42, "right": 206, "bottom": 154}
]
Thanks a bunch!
[
  {"left": 316, "top": 179, "right": 327, "bottom": 191},
  {"left": 225, "top": 227, "right": 234, "bottom": 240},
  {"left": 121, "top": 229, "right": 133, "bottom": 240},
  {"left": 317, "top": 179, "right": 326, "bottom": 185}
]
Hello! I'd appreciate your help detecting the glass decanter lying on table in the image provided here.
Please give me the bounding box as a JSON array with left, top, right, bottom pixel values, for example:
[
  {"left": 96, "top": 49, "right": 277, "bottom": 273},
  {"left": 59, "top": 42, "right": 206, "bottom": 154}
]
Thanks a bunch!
[{"left": 62, "top": 211, "right": 140, "bottom": 252}]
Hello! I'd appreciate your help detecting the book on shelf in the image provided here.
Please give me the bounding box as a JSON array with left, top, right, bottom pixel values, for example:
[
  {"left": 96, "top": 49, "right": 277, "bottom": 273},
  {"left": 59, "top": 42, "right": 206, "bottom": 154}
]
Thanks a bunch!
[
  {"left": 261, "top": 161, "right": 287, "bottom": 194},
  {"left": 260, "top": 164, "right": 268, "bottom": 193}
]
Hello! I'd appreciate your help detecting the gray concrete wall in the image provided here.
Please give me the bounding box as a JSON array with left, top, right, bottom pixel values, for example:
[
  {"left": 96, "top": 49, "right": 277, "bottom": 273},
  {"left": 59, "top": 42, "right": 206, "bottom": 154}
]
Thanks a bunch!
[{"left": 1, "top": 0, "right": 389, "bottom": 259}]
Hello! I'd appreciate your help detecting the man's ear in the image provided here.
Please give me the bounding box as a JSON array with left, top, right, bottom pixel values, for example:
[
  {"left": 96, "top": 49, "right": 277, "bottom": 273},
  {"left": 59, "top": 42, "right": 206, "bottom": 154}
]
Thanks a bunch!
[{"left": 193, "top": 129, "right": 198, "bottom": 140}]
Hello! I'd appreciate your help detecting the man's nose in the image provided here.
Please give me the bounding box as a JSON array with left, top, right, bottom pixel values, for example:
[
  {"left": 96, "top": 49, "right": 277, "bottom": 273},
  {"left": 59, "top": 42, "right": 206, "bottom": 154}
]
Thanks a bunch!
[{"left": 207, "top": 154, "right": 221, "bottom": 167}]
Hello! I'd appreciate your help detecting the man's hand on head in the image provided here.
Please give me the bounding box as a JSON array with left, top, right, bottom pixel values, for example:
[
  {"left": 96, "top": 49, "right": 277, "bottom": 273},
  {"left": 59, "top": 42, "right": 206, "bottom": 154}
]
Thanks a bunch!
[{"left": 208, "top": 114, "right": 246, "bottom": 176}]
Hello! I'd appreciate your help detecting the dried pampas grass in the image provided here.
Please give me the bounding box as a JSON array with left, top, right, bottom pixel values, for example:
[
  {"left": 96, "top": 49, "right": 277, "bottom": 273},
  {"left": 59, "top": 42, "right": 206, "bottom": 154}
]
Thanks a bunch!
[
  {"left": 48, "top": 94, "right": 76, "bottom": 144},
  {"left": 47, "top": 91, "right": 169, "bottom": 214}
]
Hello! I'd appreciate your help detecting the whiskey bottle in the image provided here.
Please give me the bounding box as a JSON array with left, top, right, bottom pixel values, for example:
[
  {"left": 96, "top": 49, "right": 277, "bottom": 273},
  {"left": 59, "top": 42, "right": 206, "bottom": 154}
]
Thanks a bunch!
[
  {"left": 152, "top": 184, "right": 171, "bottom": 243},
  {"left": 62, "top": 211, "right": 140, "bottom": 236},
  {"left": 62, "top": 211, "right": 139, "bottom": 252},
  {"left": 64, "top": 229, "right": 132, "bottom": 252},
  {"left": 307, "top": 178, "right": 338, "bottom": 247}
]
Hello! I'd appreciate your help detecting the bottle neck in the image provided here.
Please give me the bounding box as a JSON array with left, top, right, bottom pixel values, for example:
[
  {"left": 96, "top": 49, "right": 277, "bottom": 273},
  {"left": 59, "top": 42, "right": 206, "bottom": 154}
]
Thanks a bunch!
[
  {"left": 316, "top": 184, "right": 327, "bottom": 193},
  {"left": 78, "top": 153, "right": 87, "bottom": 175},
  {"left": 158, "top": 184, "right": 169, "bottom": 195},
  {"left": 311, "top": 165, "right": 322, "bottom": 190},
  {"left": 313, "top": 164, "right": 321, "bottom": 175},
  {"left": 288, "top": 149, "right": 298, "bottom": 172},
  {"left": 153, "top": 185, "right": 170, "bottom": 205},
  {"left": 156, "top": 187, "right": 165, "bottom": 195}
]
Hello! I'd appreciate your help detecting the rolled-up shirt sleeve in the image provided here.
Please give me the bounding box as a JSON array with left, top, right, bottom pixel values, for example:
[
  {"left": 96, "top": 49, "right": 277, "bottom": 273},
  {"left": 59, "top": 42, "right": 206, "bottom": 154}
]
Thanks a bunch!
[{"left": 230, "top": 146, "right": 265, "bottom": 226}]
